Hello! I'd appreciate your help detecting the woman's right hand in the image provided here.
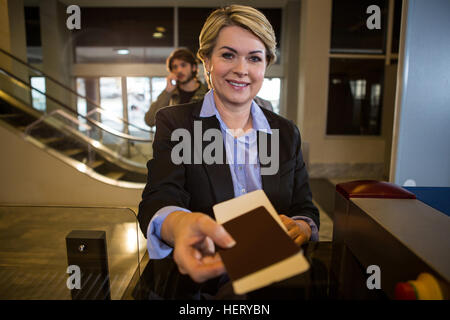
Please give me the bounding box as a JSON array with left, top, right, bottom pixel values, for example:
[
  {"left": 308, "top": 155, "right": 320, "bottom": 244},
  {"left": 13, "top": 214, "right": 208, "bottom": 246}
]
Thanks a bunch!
[{"left": 161, "top": 211, "right": 236, "bottom": 283}]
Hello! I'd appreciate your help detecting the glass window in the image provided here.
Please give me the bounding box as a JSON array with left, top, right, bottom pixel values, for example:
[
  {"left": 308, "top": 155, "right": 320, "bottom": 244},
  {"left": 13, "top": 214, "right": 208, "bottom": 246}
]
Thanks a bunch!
[
  {"left": 326, "top": 58, "right": 384, "bottom": 135},
  {"left": 150, "top": 77, "right": 166, "bottom": 103},
  {"left": 99, "top": 77, "right": 124, "bottom": 133},
  {"left": 24, "top": 6, "right": 42, "bottom": 63},
  {"left": 391, "top": 0, "right": 403, "bottom": 53},
  {"left": 127, "top": 77, "right": 150, "bottom": 135},
  {"left": 76, "top": 78, "right": 87, "bottom": 116},
  {"left": 76, "top": 78, "right": 87, "bottom": 130},
  {"left": 75, "top": 7, "right": 174, "bottom": 63},
  {"left": 24, "top": 7, "right": 41, "bottom": 46},
  {"left": 259, "top": 8, "right": 283, "bottom": 63},
  {"left": 257, "top": 78, "right": 281, "bottom": 114},
  {"left": 30, "top": 77, "right": 46, "bottom": 111},
  {"left": 330, "top": 0, "right": 388, "bottom": 54},
  {"left": 73, "top": 7, "right": 283, "bottom": 64},
  {"left": 179, "top": 8, "right": 216, "bottom": 55}
]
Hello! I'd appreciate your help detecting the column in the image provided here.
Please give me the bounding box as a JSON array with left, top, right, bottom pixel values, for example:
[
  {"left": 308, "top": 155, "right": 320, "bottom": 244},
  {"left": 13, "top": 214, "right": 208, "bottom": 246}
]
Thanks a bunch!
[
  {"left": 0, "top": 0, "right": 29, "bottom": 103},
  {"left": 40, "top": 0, "right": 74, "bottom": 113}
]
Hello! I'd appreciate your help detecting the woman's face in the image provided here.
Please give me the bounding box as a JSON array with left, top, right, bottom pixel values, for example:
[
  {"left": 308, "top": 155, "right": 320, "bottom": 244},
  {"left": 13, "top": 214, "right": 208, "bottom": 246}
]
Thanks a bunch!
[{"left": 204, "top": 25, "right": 266, "bottom": 109}]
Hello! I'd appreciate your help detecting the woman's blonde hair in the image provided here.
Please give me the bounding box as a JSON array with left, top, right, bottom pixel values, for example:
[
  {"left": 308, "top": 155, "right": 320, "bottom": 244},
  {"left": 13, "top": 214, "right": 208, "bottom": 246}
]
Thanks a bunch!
[{"left": 197, "top": 5, "right": 277, "bottom": 67}]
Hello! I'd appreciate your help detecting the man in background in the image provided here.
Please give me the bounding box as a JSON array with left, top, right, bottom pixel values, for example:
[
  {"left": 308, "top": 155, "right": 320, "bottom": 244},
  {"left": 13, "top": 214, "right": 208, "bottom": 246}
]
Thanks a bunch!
[{"left": 145, "top": 48, "right": 208, "bottom": 127}]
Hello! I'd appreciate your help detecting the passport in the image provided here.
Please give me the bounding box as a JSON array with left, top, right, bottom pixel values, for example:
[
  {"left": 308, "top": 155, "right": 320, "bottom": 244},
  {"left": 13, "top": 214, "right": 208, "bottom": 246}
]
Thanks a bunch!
[{"left": 213, "top": 190, "right": 309, "bottom": 294}]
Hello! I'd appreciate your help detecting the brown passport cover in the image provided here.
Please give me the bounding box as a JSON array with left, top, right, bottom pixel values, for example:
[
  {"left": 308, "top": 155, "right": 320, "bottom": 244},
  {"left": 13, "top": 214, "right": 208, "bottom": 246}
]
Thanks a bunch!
[{"left": 219, "top": 206, "right": 299, "bottom": 281}]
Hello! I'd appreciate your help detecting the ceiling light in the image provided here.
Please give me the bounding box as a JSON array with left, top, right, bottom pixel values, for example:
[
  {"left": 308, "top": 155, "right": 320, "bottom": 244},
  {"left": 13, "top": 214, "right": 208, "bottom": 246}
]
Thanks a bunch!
[
  {"left": 116, "top": 49, "right": 129, "bottom": 55},
  {"left": 153, "top": 32, "right": 163, "bottom": 39},
  {"left": 156, "top": 26, "right": 166, "bottom": 32}
]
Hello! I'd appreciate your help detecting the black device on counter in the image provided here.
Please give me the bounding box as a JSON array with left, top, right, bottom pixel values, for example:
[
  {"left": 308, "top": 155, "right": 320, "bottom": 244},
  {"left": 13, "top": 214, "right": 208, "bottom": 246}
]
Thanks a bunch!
[{"left": 66, "top": 230, "right": 111, "bottom": 300}]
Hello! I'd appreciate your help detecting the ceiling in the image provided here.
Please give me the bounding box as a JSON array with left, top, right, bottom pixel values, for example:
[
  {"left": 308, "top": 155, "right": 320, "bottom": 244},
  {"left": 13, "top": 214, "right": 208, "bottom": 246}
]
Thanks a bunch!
[{"left": 24, "top": 0, "right": 288, "bottom": 8}]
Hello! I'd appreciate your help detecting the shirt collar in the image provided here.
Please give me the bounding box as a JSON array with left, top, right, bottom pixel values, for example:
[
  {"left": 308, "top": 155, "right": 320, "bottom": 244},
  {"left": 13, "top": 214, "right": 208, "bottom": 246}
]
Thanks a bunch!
[{"left": 199, "top": 89, "right": 272, "bottom": 134}]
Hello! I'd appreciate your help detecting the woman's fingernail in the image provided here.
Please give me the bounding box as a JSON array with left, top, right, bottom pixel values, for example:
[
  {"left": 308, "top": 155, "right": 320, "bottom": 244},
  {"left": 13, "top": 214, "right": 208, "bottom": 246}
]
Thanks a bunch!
[
  {"left": 218, "top": 226, "right": 236, "bottom": 248},
  {"left": 226, "top": 236, "right": 236, "bottom": 248},
  {"left": 227, "top": 239, "right": 236, "bottom": 248}
]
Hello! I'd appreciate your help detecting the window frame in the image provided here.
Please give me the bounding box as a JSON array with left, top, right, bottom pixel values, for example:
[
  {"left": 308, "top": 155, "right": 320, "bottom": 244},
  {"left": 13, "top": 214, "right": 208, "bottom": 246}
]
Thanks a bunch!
[{"left": 325, "top": 0, "right": 398, "bottom": 137}]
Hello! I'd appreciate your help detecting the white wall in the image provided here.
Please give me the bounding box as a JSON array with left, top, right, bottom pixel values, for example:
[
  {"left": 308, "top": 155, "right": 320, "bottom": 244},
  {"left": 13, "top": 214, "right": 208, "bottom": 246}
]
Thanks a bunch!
[
  {"left": 0, "top": 124, "right": 143, "bottom": 208},
  {"left": 297, "top": 0, "right": 386, "bottom": 179},
  {"left": 391, "top": 0, "right": 450, "bottom": 187}
]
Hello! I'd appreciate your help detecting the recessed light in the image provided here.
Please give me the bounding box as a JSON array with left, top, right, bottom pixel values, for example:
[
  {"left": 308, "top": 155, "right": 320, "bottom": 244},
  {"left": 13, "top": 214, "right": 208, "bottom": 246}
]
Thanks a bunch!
[
  {"left": 153, "top": 32, "right": 163, "bottom": 39},
  {"left": 116, "top": 49, "right": 129, "bottom": 55},
  {"left": 156, "top": 26, "right": 166, "bottom": 32}
]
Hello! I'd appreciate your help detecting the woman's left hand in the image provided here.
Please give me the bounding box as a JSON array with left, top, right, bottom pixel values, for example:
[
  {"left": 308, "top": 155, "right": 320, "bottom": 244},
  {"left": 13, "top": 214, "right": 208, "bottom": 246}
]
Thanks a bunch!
[{"left": 279, "top": 215, "right": 312, "bottom": 247}]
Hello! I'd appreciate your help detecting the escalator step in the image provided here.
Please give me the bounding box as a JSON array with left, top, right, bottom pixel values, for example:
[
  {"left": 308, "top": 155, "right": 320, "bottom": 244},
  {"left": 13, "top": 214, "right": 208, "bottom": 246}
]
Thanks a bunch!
[
  {"left": 0, "top": 113, "right": 21, "bottom": 119},
  {"left": 105, "top": 171, "right": 126, "bottom": 180},
  {"left": 89, "top": 160, "right": 105, "bottom": 169},
  {"left": 37, "top": 137, "right": 64, "bottom": 145},
  {"left": 63, "top": 148, "right": 85, "bottom": 156}
]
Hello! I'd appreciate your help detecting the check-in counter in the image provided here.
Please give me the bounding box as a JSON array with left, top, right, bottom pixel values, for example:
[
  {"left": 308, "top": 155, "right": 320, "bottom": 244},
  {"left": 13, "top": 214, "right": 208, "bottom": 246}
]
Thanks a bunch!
[
  {"left": 331, "top": 180, "right": 450, "bottom": 300},
  {"left": 0, "top": 205, "right": 147, "bottom": 299}
]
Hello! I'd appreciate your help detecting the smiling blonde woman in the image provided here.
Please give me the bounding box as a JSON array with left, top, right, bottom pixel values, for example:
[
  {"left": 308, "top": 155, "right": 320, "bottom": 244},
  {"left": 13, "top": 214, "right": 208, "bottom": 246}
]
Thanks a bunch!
[{"left": 137, "top": 5, "right": 319, "bottom": 300}]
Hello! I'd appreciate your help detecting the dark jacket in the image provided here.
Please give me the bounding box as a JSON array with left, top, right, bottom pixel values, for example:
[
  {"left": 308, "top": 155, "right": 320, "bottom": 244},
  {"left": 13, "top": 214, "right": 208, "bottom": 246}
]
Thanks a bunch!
[
  {"left": 136, "top": 99, "right": 319, "bottom": 299},
  {"left": 144, "top": 81, "right": 209, "bottom": 127},
  {"left": 138, "top": 100, "right": 319, "bottom": 235}
]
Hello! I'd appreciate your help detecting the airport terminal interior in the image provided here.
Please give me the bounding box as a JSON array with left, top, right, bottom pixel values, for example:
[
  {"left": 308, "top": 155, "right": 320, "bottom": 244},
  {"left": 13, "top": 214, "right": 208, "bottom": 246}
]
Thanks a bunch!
[{"left": 0, "top": 0, "right": 449, "bottom": 301}]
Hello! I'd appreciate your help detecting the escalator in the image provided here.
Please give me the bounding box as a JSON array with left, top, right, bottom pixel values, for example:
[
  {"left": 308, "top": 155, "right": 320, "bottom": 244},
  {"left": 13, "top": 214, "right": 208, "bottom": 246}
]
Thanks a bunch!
[{"left": 0, "top": 48, "right": 154, "bottom": 185}]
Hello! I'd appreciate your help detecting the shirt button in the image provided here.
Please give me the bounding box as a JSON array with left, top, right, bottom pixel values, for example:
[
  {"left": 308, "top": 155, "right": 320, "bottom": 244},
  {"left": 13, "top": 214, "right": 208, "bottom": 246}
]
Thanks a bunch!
[{"left": 241, "top": 188, "right": 246, "bottom": 194}]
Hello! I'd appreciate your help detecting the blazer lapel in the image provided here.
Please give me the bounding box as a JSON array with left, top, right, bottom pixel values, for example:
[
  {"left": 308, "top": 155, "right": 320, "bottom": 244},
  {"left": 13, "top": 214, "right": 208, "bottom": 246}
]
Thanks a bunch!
[
  {"left": 190, "top": 103, "right": 281, "bottom": 206},
  {"left": 258, "top": 122, "right": 280, "bottom": 202},
  {"left": 195, "top": 115, "right": 235, "bottom": 204}
]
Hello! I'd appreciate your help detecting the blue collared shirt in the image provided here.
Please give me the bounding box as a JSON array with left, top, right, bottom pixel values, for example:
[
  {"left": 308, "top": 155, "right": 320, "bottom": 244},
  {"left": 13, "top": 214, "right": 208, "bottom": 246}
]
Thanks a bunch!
[{"left": 146, "top": 90, "right": 318, "bottom": 259}]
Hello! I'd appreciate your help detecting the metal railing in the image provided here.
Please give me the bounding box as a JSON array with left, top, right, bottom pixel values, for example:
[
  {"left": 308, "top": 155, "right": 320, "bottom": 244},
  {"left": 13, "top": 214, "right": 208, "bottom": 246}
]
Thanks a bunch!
[{"left": 0, "top": 47, "right": 152, "bottom": 135}]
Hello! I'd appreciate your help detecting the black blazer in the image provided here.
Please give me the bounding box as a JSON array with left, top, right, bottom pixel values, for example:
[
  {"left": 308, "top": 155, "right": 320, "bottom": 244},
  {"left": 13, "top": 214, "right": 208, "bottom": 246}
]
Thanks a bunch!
[
  {"left": 135, "top": 100, "right": 320, "bottom": 299},
  {"left": 138, "top": 100, "right": 319, "bottom": 236}
]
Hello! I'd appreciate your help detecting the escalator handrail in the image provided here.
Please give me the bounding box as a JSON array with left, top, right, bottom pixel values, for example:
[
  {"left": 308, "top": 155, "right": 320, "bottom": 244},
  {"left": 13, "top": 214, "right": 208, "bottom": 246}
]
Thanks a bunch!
[
  {"left": 1, "top": 90, "right": 148, "bottom": 173},
  {"left": 0, "top": 67, "right": 152, "bottom": 143},
  {"left": 0, "top": 47, "right": 153, "bottom": 134}
]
